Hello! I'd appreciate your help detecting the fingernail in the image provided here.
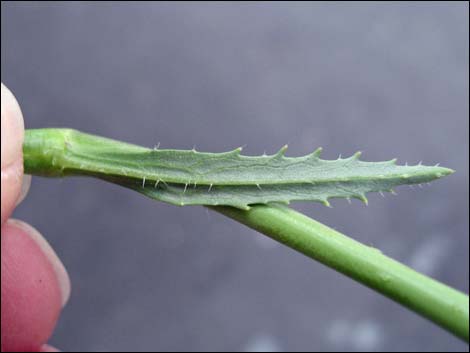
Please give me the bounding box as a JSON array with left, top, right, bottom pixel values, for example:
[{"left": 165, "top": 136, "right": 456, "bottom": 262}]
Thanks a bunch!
[
  {"left": 8, "top": 219, "right": 72, "bottom": 307},
  {"left": 1, "top": 83, "right": 25, "bottom": 169},
  {"left": 40, "top": 344, "right": 60, "bottom": 352},
  {"left": 15, "top": 174, "right": 32, "bottom": 206}
]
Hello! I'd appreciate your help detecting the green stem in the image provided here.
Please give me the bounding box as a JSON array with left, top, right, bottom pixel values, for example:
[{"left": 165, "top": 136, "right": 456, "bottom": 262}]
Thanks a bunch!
[
  {"left": 213, "top": 204, "right": 469, "bottom": 341},
  {"left": 22, "top": 128, "right": 469, "bottom": 341}
]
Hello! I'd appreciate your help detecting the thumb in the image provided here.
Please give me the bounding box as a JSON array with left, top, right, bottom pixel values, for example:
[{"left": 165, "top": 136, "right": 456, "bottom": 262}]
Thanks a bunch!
[{"left": 1, "top": 83, "right": 25, "bottom": 225}]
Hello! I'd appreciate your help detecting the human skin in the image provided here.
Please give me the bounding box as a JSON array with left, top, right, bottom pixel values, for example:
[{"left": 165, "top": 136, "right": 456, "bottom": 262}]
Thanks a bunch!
[{"left": 1, "top": 83, "right": 71, "bottom": 352}]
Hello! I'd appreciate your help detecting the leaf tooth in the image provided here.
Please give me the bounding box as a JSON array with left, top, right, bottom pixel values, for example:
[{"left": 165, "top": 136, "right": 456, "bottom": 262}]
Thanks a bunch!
[
  {"left": 359, "top": 194, "right": 368, "bottom": 205},
  {"left": 352, "top": 151, "right": 362, "bottom": 160},
  {"left": 352, "top": 193, "right": 368, "bottom": 205},
  {"left": 231, "top": 202, "right": 250, "bottom": 210},
  {"left": 269, "top": 200, "right": 290, "bottom": 206},
  {"left": 388, "top": 158, "right": 397, "bottom": 165},
  {"left": 308, "top": 147, "right": 323, "bottom": 159},
  {"left": 322, "top": 199, "right": 332, "bottom": 208},
  {"left": 273, "top": 144, "right": 288, "bottom": 158},
  {"left": 223, "top": 146, "right": 243, "bottom": 157}
]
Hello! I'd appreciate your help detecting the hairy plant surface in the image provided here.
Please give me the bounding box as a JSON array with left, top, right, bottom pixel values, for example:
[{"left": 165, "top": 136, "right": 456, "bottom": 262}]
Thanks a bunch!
[
  {"left": 22, "top": 128, "right": 468, "bottom": 342},
  {"left": 24, "top": 128, "right": 453, "bottom": 209}
]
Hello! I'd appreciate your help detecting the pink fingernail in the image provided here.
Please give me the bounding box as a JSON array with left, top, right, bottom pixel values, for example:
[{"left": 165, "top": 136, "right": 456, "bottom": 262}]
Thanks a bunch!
[{"left": 16, "top": 174, "right": 32, "bottom": 206}]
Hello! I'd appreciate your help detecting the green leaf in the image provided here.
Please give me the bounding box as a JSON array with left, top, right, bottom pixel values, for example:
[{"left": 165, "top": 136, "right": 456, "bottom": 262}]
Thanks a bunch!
[{"left": 24, "top": 128, "right": 453, "bottom": 209}]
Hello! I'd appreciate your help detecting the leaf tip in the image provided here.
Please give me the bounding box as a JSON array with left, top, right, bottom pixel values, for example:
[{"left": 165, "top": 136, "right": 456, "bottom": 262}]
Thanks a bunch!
[{"left": 437, "top": 166, "right": 455, "bottom": 177}]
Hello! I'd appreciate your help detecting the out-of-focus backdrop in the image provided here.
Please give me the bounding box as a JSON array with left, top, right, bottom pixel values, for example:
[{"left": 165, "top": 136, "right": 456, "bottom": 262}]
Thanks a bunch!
[{"left": 2, "top": 2, "right": 469, "bottom": 351}]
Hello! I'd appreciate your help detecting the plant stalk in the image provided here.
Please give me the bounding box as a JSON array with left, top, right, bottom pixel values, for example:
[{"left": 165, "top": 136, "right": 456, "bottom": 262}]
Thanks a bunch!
[
  {"left": 213, "top": 204, "right": 469, "bottom": 341},
  {"left": 22, "top": 128, "right": 469, "bottom": 341}
]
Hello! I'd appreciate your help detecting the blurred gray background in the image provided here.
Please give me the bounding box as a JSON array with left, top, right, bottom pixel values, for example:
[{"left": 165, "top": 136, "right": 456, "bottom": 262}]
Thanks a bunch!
[{"left": 2, "top": 2, "right": 469, "bottom": 351}]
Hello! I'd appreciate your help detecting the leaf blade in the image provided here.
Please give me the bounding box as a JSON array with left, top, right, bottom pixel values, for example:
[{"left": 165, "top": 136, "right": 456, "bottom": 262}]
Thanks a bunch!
[{"left": 24, "top": 128, "right": 454, "bottom": 209}]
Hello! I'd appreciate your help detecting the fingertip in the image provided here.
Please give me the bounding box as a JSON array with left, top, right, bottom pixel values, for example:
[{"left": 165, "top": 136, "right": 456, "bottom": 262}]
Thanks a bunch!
[
  {"left": 1, "top": 83, "right": 25, "bottom": 225},
  {"left": 8, "top": 220, "right": 71, "bottom": 307},
  {"left": 1, "top": 83, "right": 25, "bottom": 169},
  {"left": 1, "top": 220, "right": 68, "bottom": 351},
  {"left": 0, "top": 158, "right": 23, "bottom": 225}
]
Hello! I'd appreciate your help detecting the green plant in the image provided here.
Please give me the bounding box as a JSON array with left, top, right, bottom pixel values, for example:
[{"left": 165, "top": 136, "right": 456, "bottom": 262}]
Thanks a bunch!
[{"left": 23, "top": 128, "right": 469, "bottom": 342}]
